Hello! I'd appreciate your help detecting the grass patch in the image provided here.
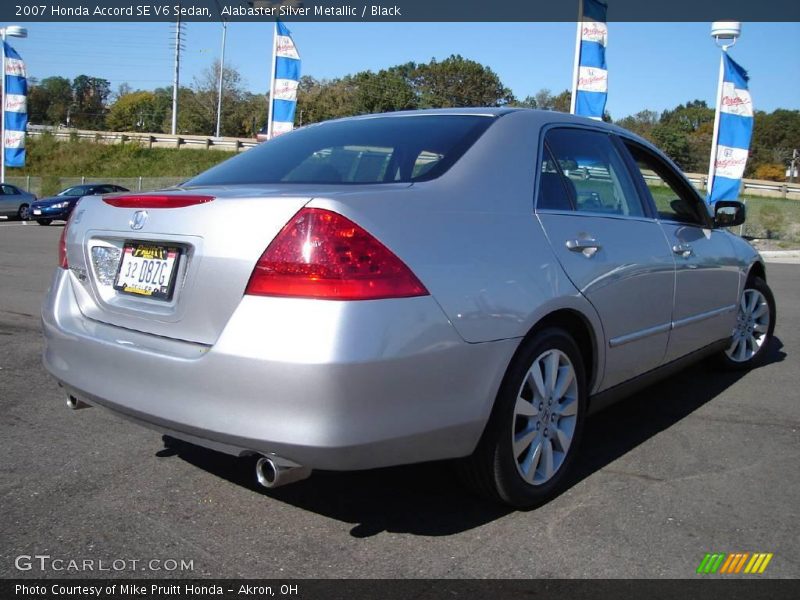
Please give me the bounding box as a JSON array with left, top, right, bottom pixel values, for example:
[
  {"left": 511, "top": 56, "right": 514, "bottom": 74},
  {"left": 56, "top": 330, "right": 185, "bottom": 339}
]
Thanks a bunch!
[
  {"left": 16, "top": 134, "right": 230, "bottom": 176},
  {"left": 6, "top": 134, "right": 235, "bottom": 195},
  {"left": 648, "top": 182, "right": 800, "bottom": 243},
  {"left": 739, "top": 196, "right": 800, "bottom": 243}
]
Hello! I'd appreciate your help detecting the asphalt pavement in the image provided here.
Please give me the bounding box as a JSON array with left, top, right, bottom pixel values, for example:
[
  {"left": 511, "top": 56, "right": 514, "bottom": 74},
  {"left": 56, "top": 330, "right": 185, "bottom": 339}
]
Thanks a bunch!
[{"left": 1, "top": 221, "right": 798, "bottom": 579}]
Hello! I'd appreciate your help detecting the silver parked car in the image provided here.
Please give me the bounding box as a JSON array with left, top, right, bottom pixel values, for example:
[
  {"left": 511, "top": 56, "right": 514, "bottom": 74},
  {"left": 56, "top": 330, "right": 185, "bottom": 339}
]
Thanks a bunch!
[
  {"left": 0, "top": 183, "right": 36, "bottom": 220},
  {"left": 41, "top": 109, "right": 776, "bottom": 507}
]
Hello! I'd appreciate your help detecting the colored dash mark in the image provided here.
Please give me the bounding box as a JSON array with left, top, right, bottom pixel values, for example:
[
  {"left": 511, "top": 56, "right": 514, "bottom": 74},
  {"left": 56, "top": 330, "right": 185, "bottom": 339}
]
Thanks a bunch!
[
  {"left": 744, "top": 553, "right": 774, "bottom": 574},
  {"left": 697, "top": 552, "right": 773, "bottom": 574},
  {"left": 697, "top": 553, "right": 726, "bottom": 574},
  {"left": 719, "top": 553, "right": 749, "bottom": 573}
]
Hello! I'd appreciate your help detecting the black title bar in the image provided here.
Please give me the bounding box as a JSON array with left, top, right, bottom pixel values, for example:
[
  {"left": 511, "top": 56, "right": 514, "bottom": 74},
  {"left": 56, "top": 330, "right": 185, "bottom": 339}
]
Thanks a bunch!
[
  {"left": 4, "top": 579, "right": 800, "bottom": 600},
  {"left": 3, "top": 0, "right": 800, "bottom": 22}
]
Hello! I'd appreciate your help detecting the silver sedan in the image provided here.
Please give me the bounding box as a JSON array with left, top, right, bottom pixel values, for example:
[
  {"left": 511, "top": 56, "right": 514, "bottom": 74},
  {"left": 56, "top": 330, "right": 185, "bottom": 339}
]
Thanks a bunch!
[
  {"left": 0, "top": 183, "right": 36, "bottom": 220},
  {"left": 41, "top": 109, "right": 776, "bottom": 507}
]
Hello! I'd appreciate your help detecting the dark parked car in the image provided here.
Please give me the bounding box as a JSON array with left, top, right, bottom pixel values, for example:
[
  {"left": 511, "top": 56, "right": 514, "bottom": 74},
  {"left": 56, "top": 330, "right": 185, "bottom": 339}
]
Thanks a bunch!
[
  {"left": 31, "top": 184, "right": 129, "bottom": 225},
  {"left": 0, "top": 183, "right": 37, "bottom": 220}
]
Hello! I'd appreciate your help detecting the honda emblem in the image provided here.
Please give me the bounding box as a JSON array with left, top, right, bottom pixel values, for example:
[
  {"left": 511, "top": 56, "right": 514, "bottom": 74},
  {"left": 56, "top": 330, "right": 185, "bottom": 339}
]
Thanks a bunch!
[{"left": 130, "top": 210, "right": 148, "bottom": 230}]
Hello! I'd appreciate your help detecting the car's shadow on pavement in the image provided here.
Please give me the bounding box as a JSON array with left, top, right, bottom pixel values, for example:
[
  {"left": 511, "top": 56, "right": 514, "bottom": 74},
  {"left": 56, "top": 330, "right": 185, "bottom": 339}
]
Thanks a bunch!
[{"left": 162, "top": 338, "right": 785, "bottom": 538}]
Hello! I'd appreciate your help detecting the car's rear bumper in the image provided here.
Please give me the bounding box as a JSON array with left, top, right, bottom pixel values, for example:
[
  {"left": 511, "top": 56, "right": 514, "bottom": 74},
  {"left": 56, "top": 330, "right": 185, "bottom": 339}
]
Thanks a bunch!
[{"left": 42, "top": 268, "right": 518, "bottom": 470}]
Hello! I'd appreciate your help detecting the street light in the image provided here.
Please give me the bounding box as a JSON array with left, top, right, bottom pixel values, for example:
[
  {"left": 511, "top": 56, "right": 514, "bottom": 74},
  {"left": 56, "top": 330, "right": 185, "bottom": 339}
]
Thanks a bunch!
[
  {"left": 706, "top": 22, "right": 741, "bottom": 199},
  {"left": 213, "top": 0, "right": 227, "bottom": 138},
  {"left": 215, "top": 20, "right": 227, "bottom": 138},
  {"left": 1, "top": 25, "right": 28, "bottom": 183}
]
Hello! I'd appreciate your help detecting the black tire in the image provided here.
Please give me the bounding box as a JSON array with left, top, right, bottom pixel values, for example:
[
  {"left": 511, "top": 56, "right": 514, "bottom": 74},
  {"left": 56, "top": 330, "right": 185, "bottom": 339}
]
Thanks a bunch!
[
  {"left": 460, "top": 327, "right": 588, "bottom": 508},
  {"left": 17, "top": 204, "right": 30, "bottom": 221},
  {"left": 37, "top": 219, "right": 52, "bottom": 226},
  {"left": 717, "top": 276, "right": 776, "bottom": 370}
]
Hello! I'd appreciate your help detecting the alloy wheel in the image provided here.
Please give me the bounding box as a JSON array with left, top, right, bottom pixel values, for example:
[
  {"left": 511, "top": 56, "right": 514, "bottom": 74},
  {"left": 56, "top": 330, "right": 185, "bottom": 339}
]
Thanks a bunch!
[
  {"left": 725, "top": 289, "right": 770, "bottom": 363},
  {"left": 512, "top": 349, "right": 579, "bottom": 485}
]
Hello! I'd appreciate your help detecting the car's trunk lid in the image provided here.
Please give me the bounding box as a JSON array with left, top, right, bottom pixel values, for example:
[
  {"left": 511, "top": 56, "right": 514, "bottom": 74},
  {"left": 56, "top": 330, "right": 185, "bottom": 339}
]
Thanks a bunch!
[{"left": 64, "top": 185, "right": 369, "bottom": 345}]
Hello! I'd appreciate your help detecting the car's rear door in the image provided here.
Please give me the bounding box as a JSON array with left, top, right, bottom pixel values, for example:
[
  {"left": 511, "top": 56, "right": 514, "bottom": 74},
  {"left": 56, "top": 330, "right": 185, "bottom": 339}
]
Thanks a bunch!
[
  {"left": 536, "top": 126, "right": 676, "bottom": 391},
  {"left": 620, "top": 139, "right": 740, "bottom": 362}
]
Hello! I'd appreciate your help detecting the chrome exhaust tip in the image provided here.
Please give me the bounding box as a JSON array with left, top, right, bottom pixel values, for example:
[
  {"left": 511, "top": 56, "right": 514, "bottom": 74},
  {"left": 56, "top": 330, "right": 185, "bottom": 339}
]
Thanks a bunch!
[
  {"left": 65, "top": 395, "right": 91, "bottom": 410},
  {"left": 255, "top": 455, "right": 311, "bottom": 489}
]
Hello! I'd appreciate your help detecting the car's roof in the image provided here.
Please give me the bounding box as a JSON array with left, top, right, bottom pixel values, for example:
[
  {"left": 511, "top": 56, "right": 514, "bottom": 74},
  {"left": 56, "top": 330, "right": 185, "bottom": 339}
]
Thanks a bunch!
[{"left": 326, "top": 107, "right": 631, "bottom": 135}]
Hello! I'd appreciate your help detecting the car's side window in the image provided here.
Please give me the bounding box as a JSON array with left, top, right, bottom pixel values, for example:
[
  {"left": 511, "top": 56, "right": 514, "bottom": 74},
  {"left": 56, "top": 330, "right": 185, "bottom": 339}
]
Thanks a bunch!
[
  {"left": 536, "top": 145, "right": 576, "bottom": 211},
  {"left": 545, "top": 128, "right": 646, "bottom": 218},
  {"left": 623, "top": 141, "right": 708, "bottom": 227},
  {"left": 1, "top": 185, "right": 17, "bottom": 195}
]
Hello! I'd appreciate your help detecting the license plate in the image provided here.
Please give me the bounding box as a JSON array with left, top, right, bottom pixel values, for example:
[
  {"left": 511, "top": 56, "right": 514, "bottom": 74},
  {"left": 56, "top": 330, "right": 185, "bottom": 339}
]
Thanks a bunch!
[
  {"left": 33, "top": 209, "right": 41, "bottom": 215},
  {"left": 113, "top": 242, "right": 181, "bottom": 300}
]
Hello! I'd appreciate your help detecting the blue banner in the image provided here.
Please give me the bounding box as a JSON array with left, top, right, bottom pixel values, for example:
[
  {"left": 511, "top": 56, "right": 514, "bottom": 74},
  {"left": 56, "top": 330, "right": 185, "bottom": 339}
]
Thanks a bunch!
[
  {"left": 268, "top": 21, "right": 301, "bottom": 138},
  {"left": 574, "top": 0, "right": 608, "bottom": 120},
  {"left": 708, "top": 53, "right": 753, "bottom": 204},
  {"left": 3, "top": 41, "right": 27, "bottom": 167}
]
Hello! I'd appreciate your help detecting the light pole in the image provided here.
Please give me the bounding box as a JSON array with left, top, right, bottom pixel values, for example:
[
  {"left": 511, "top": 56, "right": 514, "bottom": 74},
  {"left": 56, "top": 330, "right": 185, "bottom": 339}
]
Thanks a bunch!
[
  {"left": 706, "top": 21, "right": 741, "bottom": 200},
  {"left": 215, "top": 20, "right": 227, "bottom": 138},
  {"left": 1, "top": 25, "right": 28, "bottom": 183},
  {"left": 170, "top": 15, "right": 184, "bottom": 135}
]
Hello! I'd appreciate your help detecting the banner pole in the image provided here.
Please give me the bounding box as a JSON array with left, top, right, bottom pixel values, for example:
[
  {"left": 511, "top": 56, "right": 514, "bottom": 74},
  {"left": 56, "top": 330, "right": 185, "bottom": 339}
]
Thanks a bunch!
[
  {"left": 266, "top": 22, "right": 277, "bottom": 140},
  {"left": 1, "top": 30, "right": 6, "bottom": 182},
  {"left": 706, "top": 48, "right": 726, "bottom": 202},
  {"left": 569, "top": 0, "right": 583, "bottom": 114}
]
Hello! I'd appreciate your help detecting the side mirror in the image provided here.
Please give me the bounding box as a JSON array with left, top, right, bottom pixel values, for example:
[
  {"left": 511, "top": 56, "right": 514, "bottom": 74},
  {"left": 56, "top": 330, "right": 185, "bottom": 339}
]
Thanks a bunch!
[{"left": 714, "top": 200, "right": 746, "bottom": 228}]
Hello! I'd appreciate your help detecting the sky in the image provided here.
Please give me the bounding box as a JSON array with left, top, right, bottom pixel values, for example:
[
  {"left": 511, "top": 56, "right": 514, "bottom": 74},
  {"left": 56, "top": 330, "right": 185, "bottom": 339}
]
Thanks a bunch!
[{"left": 7, "top": 21, "right": 800, "bottom": 119}]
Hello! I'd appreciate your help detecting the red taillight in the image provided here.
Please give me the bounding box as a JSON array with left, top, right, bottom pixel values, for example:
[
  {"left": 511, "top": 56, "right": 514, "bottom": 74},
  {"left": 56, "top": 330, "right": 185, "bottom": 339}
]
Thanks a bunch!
[
  {"left": 245, "top": 208, "right": 429, "bottom": 301},
  {"left": 58, "top": 219, "right": 69, "bottom": 269},
  {"left": 102, "top": 194, "right": 214, "bottom": 209}
]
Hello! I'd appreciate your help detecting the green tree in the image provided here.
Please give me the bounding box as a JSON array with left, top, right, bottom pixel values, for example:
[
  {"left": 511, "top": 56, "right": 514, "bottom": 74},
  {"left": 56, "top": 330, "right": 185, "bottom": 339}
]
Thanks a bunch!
[
  {"left": 106, "top": 91, "right": 165, "bottom": 132},
  {"left": 229, "top": 92, "right": 268, "bottom": 137},
  {"left": 295, "top": 76, "right": 358, "bottom": 125},
  {"left": 616, "top": 110, "right": 659, "bottom": 141},
  {"left": 27, "top": 76, "right": 73, "bottom": 125},
  {"left": 551, "top": 89, "right": 572, "bottom": 114},
  {"left": 748, "top": 109, "right": 800, "bottom": 177},
  {"left": 651, "top": 100, "right": 714, "bottom": 172},
  {"left": 511, "top": 88, "right": 574, "bottom": 115},
  {"left": 510, "top": 95, "right": 538, "bottom": 109},
  {"left": 172, "top": 60, "right": 264, "bottom": 137},
  {"left": 352, "top": 68, "right": 418, "bottom": 114},
  {"left": 71, "top": 75, "right": 111, "bottom": 129},
  {"left": 411, "top": 54, "right": 514, "bottom": 108}
]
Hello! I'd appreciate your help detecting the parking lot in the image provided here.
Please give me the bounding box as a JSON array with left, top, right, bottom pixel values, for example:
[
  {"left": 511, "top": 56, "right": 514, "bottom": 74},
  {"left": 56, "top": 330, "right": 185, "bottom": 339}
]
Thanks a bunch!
[{"left": 0, "top": 221, "right": 798, "bottom": 579}]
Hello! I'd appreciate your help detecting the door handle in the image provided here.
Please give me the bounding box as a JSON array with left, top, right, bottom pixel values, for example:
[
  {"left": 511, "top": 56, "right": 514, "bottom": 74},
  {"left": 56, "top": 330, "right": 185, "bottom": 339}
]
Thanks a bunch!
[
  {"left": 672, "top": 243, "right": 693, "bottom": 258},
  {"left": 566, "top": 238, "right": 601, "bottom": 257}
]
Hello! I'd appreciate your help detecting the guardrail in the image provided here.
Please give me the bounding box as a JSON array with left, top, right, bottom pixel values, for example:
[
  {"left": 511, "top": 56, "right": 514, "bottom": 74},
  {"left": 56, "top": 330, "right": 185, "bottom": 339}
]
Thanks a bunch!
[
  {"left": 566, "top": 165, "right": 799, "bottom": 200},
  {"left": 27, "top": 125, "right": 259, "bottom": 153},
  {"left": 682, "top": 173, "right": 800, "bottom": 200}
]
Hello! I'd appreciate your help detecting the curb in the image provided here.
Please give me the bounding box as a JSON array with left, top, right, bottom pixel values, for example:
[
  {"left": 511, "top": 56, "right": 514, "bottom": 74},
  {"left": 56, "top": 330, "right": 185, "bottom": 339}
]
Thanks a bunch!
[{"left": 759, "top": 250, "right": 800, "bottom": 264}]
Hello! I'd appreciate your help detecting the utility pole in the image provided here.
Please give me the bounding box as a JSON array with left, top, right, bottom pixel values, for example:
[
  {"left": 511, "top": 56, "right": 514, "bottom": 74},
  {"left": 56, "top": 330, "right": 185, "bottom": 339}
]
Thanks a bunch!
[
  {"left": 791, "top": 149, "right": 799, "bottom": 183},
  {"left": 170, "top": 14, "right": 184, "bottom": 136},
  {"left": 215, "top": 20, "right": 227, "bottom": 138}
]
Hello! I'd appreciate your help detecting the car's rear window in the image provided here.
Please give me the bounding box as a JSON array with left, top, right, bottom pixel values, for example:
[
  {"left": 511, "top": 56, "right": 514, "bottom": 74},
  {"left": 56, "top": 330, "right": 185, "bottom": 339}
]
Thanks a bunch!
[{"left": 185, "top": 115, "right": 495, "bottom": 186}]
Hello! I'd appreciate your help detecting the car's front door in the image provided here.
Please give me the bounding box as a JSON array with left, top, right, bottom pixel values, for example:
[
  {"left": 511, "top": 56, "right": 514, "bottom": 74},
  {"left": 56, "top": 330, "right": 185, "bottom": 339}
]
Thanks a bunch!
[
  {"left": 621, "top": 140, "right": 741, "bottom": 362},
  {"left": 0, "top": 184, "right": 22, "bottom": 216},
  {"left": 536, "top": 127, "right": 675, "bottom": 391}
]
